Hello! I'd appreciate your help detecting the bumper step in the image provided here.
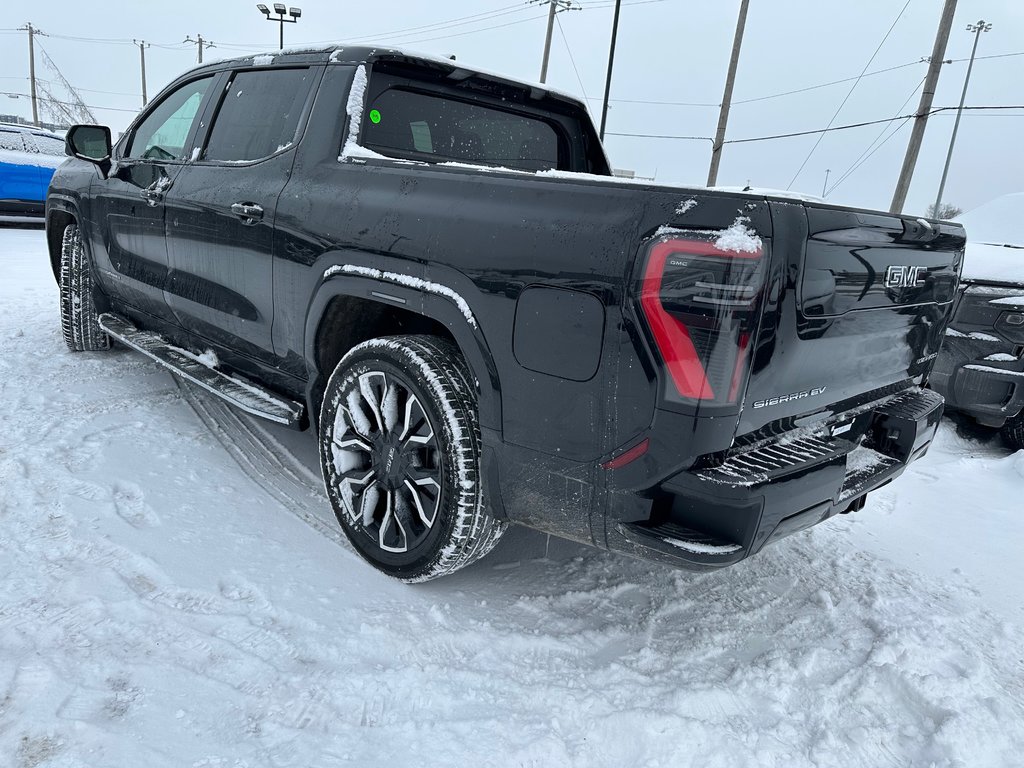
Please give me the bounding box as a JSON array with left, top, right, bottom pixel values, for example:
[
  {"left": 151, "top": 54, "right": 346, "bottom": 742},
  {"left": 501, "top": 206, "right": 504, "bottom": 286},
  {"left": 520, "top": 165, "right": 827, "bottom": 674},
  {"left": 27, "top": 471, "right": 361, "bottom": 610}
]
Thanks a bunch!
[
  {"left": 695, "top": 434, "right": 852, "bottom": 487},
  {"left": 618, "top": 520, "right": 744, "bottom": 565},
  {"left": 98, "top": 313, "right": 305, "bottom": 427}
]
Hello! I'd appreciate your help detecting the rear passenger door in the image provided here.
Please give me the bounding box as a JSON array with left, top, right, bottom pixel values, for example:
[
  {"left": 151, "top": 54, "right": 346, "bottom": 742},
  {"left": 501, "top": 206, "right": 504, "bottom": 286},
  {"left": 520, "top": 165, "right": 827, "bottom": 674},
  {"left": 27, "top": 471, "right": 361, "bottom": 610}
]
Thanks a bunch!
[{"left": 162, "top": 65, "right": 320, "bottom": 362}]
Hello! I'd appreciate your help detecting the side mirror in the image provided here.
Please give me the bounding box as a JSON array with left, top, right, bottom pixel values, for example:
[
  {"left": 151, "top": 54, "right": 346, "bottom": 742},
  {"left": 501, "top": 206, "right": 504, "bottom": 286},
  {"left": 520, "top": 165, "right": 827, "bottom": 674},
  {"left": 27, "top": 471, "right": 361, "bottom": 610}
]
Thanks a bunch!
[{"left": 66, "top": 124, "right": 112, "bottom": 177}]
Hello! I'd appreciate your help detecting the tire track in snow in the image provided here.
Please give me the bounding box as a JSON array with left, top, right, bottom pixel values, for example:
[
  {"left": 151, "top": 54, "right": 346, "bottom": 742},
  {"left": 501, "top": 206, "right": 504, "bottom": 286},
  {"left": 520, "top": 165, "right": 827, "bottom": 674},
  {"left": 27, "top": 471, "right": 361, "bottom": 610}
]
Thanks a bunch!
[{"left": 174, "top": 378, "right": 351, "bottom": 552}]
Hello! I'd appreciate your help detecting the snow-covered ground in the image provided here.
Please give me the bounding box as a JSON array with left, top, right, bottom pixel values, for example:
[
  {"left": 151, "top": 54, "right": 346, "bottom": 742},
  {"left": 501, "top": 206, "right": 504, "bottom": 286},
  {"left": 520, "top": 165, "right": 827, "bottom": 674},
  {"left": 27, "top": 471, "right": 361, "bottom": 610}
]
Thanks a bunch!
[{"left": 2, "top": 226, "right": 1023, "bottom": 767}]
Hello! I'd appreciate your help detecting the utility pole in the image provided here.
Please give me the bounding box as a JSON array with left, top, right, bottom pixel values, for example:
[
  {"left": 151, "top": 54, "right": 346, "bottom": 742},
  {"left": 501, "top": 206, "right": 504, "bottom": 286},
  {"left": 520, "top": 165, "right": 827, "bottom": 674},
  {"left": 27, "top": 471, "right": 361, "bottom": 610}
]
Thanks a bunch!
[
  {"left": 706, "top": 0, "right": 750, "bottom": 187},
  {"left": 134, "top": 40, "right": 150, "bottom": 106},
  {"left": 822, "top": 169, "right": 830, "bottom": 197},
  {"left": 184, "top": 34, "right": 215, "bottom": 64},
  {"left": 599, "top": 0, "right": 622, "bottom": 141},
  {"left": 933, "top": 19, "right": 991, "bottom": 217},
  {"left": 533, "top": 0, "right": 577, "bottom": 84},
  {"left": 889, "top": 0, "right": 957, "bottom": 214},
  {"left": 541, "top": 0, "right": 557, "bottom": 83},
  {"left": 20, "top": 23, "right": 41, "bottom": 126}
]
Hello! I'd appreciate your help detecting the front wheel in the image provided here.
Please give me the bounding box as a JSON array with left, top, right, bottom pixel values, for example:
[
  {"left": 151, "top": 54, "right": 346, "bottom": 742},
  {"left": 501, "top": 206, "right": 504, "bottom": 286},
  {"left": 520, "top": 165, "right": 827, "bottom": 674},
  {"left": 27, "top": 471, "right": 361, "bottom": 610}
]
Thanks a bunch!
[
  {"left": 319, "top": 335, "right": 506, "bottom": 582},
  {"left": 1002, "top": 412, "right": 1024, "bottom": 451},
  {"left": 59, "top": 223, "right": 110, "bottom": 352}
]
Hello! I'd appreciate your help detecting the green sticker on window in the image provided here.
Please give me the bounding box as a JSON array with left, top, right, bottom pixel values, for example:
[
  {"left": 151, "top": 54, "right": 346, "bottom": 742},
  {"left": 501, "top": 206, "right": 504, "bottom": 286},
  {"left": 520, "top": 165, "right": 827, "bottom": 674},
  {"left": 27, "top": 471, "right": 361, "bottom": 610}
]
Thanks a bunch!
[{"left": 369, "top": 109, "right": 382, "bottom": 124}]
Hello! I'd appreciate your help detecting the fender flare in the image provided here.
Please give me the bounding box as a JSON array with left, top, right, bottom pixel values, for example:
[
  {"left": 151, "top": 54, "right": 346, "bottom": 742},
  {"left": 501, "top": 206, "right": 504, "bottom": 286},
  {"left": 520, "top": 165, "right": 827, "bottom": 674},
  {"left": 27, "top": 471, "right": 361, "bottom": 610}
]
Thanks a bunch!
[
  {"left": 303, "top": 266, "right": 502, "bottom": 433},
  {"left": 44, "top": 194, "right": 82, "bottom": 282}
]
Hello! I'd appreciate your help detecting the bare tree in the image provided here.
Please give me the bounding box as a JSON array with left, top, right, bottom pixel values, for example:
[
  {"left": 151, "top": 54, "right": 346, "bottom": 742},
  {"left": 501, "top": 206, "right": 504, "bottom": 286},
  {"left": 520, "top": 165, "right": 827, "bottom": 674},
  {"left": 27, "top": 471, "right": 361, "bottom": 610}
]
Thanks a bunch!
[{"left": 927, "top": 202, "right": 963, "bottom": 220}]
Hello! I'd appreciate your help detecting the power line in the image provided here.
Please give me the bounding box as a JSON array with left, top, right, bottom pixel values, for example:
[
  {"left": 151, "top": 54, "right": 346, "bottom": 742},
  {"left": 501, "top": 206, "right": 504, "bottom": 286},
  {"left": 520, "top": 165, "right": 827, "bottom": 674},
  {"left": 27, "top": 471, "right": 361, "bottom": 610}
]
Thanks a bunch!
[
  {"left": 606, "top": 106, "right": 1024, "bottom": 146},
  {"left": 555, "top": 14, "right": 589, "bottom": 105},
  {"left": 390, "top": 13, "right": 548, "bottom": 46},
  {"left": 207, "top": 0, "right": 666, "bottom": 51},
  {"left": 786, "top": 0, "right": 912, "bottom": 189},
  {"left": 827, "top": 118, "right": 914, "bottom": 197},
  {"left": 587, "top": 60, "right": 925, "bottom": 109},
  {"left": 825, "top": 76, "right": 926, "bottom": 196},
  {"left": 0, "top": 91, "right": 143, "bottom": 114},
  {"left": 212, "top": 3, "right": 534, "bottom": 49},
  {"left": 605, "top": 132, "right": 713, "bottom": 141},
  {"left": 731, "top": 105, "right": 1024, "bottom": 144}
]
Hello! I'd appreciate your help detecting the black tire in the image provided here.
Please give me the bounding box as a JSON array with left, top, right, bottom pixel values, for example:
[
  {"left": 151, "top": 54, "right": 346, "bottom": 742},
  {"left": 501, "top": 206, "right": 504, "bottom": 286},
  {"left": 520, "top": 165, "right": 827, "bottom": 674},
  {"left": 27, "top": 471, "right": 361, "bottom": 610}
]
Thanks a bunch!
[
  {"left": 1002, "top": 413, "right": 1024, "bottom": 450},
  {"left": 59, "top": 223, "right": 110, "bottom": 352},
  {"left": 319, "top": 335, "right": 506, "bottom": 582}
]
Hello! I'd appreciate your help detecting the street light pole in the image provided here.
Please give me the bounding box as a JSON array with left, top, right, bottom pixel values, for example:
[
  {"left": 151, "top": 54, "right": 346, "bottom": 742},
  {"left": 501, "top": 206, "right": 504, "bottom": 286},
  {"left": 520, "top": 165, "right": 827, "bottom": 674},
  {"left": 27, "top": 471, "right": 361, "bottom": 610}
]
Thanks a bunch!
[
  {"left": 933, "top": 19, "right": 991, "bottom": 217},
  {"left": 257, "top": 4, "right": 302, "bottom": 51}
]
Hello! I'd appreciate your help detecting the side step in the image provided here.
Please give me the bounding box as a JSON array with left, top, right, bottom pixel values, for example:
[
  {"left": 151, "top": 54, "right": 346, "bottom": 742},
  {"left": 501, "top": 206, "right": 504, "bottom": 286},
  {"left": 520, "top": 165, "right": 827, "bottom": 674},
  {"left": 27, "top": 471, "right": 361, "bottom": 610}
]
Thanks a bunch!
[{"left": 98, "top": 313, "right": 305, "bottom": 427}]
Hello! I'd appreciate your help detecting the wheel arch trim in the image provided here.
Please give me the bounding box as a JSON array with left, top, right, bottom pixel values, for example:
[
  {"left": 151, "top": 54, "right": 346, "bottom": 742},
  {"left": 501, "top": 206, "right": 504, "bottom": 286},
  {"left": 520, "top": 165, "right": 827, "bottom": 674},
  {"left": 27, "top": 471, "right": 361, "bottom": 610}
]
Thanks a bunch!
[{"left": 304, "top": 266, "right": 501, "bottom": 433}]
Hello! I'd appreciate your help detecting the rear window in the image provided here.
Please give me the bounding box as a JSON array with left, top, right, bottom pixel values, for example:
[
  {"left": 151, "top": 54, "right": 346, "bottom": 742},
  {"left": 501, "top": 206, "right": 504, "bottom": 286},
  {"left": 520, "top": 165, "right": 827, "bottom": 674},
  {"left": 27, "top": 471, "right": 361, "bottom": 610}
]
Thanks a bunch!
[
  {"left": 361, "top": 88, "right": 562, "bottom": 172},
  {"left": 202, "top": 68, "right": 313, "bottom": 162}
]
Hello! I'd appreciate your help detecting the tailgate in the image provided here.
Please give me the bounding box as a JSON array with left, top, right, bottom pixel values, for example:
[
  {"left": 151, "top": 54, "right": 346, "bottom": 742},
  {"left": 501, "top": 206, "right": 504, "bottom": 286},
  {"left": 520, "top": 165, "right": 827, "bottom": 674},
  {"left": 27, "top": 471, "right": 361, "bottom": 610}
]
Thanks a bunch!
[{"left": 736, "top": 203, "right": 965, "bottom": 437}]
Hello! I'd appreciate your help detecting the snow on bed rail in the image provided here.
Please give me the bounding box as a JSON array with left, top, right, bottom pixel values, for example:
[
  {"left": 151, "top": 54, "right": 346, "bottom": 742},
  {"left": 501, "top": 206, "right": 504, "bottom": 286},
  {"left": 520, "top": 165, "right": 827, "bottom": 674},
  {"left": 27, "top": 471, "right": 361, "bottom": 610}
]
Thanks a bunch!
[
  {"left": 324, "top": 264, "right": 477, "bottom": 328},
  {"left": 715, "top": 215, "right": 763, "bottom": 254}
]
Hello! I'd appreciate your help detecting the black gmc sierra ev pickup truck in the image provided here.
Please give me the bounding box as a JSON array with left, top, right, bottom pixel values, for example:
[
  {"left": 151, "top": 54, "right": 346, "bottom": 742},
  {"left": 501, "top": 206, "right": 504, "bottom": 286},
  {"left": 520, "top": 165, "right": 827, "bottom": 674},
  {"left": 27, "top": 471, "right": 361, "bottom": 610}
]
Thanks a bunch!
[{"left": 46, "top": 46, "right": 966, "bottom": 582}]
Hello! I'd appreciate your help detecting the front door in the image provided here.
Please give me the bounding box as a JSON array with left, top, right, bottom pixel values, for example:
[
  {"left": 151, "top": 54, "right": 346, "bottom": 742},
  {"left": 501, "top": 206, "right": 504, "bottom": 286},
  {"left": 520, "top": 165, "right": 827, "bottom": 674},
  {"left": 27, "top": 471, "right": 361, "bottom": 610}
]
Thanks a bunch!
[
  {"left": 161, "top": 66, "right": 319, "bottom": 363},
  {"left": 87, "top": 75, "right": 217, "bottom": 324}
]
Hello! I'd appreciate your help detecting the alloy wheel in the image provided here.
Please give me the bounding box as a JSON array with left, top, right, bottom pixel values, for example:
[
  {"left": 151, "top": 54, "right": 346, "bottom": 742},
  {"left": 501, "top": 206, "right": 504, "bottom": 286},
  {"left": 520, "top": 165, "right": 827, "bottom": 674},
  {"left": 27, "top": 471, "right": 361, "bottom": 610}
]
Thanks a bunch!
[{"left": 328, "top": 371, "right": 443, "bottom": 553}]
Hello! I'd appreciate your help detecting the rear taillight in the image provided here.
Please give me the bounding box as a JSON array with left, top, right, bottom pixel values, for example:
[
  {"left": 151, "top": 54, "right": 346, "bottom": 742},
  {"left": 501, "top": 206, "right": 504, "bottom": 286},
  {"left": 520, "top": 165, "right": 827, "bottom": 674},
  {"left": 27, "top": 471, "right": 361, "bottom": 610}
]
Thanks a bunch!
[{"left": 639, "top": 235, "right": 766, "bottom": 405}]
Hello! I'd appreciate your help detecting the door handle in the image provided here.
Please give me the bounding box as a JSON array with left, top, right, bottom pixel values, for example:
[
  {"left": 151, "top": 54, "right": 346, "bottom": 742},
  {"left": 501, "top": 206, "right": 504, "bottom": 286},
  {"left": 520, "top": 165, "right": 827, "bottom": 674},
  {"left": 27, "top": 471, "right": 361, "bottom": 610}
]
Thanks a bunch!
[
  {"left": 140, "top": 178, "right": 170, "bottom": 206},
  {"left": 231, "top": 202, "right": 264, "bottom": 224}
]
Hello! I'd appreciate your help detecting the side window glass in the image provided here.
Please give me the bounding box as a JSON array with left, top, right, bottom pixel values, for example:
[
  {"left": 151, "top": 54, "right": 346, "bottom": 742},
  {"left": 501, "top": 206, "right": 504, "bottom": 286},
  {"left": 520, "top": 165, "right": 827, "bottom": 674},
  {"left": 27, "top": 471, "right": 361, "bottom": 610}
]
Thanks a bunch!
[
  {"left": 361, "top": 87, "right": 562, "bottom": 172},
  {"left": 126, "top": 76, "right": 213, "bottom": 161},
  {"left": 202, "top": 68, "right": 313, "bottom": 162}
]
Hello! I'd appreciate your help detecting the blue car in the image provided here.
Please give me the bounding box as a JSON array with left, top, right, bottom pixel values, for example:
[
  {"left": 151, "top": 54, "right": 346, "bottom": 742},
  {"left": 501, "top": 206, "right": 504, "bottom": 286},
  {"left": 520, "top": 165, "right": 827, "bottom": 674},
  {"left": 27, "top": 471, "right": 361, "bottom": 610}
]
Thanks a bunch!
[{"left": 0, "top": 122, "right": 66, "bottom": 222}]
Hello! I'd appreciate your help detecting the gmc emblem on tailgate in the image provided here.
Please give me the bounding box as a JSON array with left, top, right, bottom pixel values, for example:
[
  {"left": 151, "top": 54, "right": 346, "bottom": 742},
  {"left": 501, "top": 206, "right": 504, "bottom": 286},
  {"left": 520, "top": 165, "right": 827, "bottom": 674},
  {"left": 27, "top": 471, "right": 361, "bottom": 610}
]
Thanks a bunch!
[{"left": 884, "top": 265, "right": 926, "bottom": 289}]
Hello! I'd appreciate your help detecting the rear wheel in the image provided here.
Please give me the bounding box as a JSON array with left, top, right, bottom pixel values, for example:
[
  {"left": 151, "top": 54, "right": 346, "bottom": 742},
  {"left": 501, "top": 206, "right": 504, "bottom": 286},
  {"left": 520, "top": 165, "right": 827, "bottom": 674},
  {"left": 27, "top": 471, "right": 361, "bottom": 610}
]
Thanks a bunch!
[
  {"left": 59, "top": 223, "right": 110, "bottom": 352},
  {"left": 1002, "top": 412, "right": 1024, "bottom": 450},
  {"left": 319, "top": 335, "right": 506, "bottom": 582}
]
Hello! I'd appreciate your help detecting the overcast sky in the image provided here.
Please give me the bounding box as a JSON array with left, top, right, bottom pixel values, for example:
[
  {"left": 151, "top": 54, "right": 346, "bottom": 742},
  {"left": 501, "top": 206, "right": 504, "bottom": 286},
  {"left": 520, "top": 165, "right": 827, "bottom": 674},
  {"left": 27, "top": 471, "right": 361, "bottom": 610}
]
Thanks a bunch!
[{"left": 2, "top": 0, "right": 1021, "bottom": 215}]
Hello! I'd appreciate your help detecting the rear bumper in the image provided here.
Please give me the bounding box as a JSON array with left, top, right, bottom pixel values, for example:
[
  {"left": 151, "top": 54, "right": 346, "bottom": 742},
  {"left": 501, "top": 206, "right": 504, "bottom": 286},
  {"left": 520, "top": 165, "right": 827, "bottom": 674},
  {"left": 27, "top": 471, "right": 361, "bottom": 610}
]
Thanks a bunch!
[{"left": 605, "top": 388, "right": 944, "bottom": 570}]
